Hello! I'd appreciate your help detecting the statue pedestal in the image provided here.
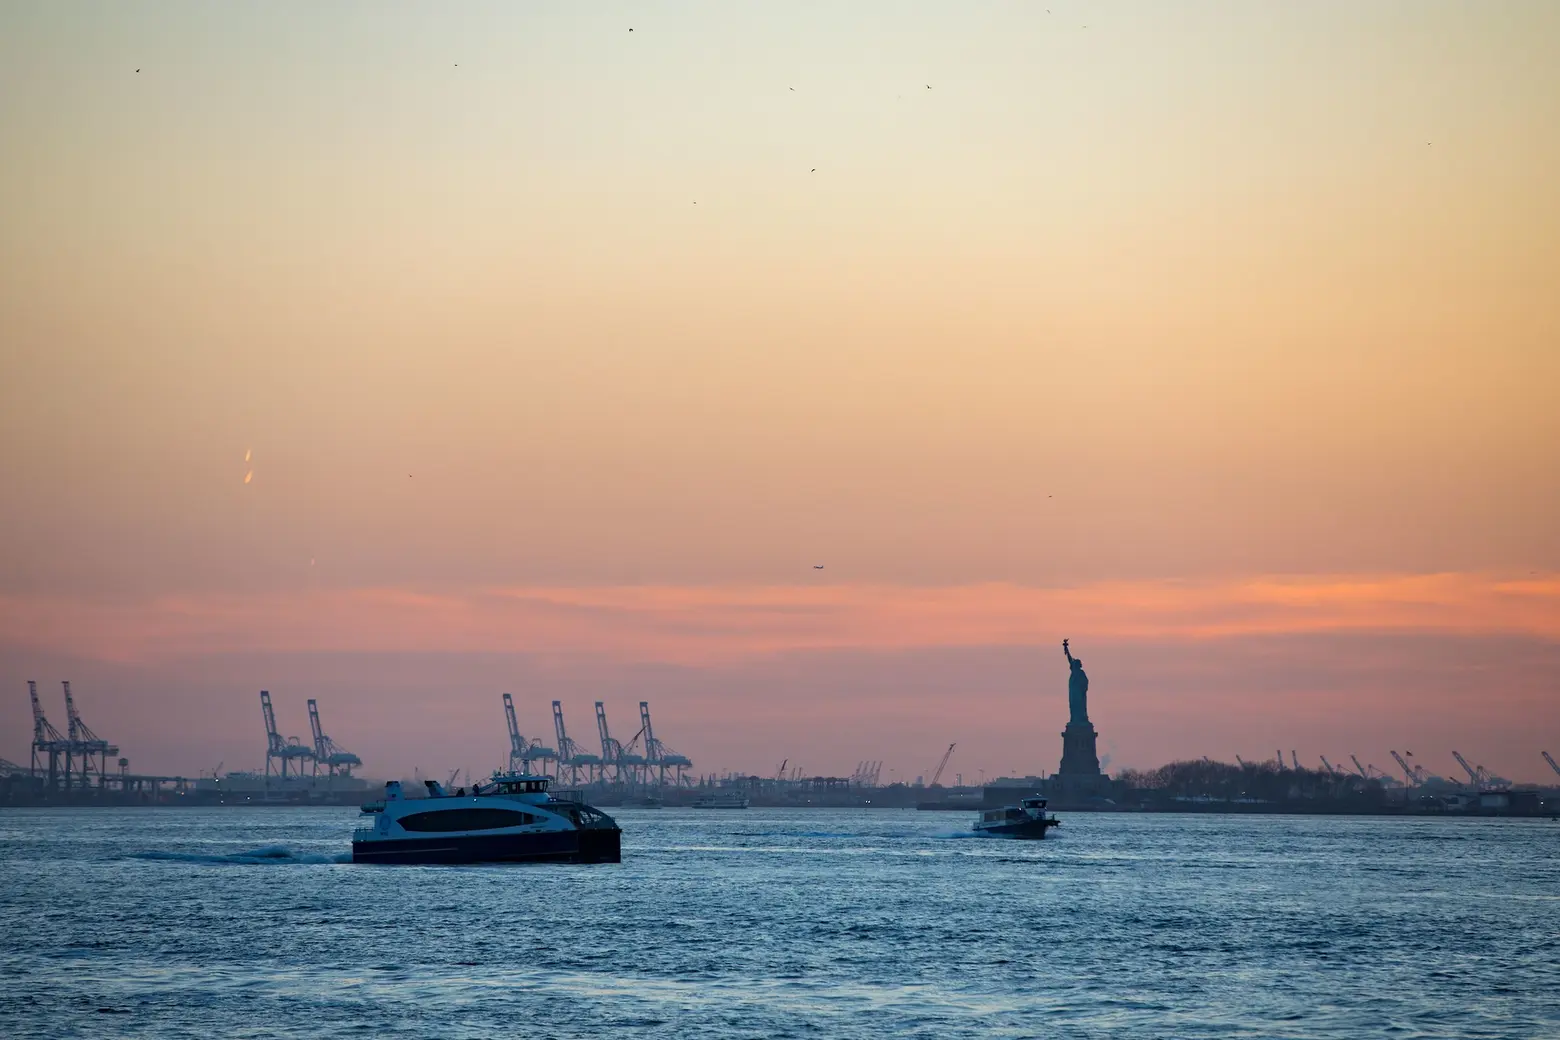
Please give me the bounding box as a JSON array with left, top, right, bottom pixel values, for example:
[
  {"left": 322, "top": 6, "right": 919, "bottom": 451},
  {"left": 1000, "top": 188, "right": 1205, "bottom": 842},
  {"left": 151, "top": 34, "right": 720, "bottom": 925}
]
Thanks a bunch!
[{"left": 1057, "top": 721, "right": 1100, "bottom": 777}]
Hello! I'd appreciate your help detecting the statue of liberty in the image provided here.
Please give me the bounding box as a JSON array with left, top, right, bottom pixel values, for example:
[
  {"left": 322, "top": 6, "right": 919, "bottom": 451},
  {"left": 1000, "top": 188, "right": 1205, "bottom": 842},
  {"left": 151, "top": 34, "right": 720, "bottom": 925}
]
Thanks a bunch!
[{"left": 1063, "top": 638, "right": 1088, "bottom": 725}]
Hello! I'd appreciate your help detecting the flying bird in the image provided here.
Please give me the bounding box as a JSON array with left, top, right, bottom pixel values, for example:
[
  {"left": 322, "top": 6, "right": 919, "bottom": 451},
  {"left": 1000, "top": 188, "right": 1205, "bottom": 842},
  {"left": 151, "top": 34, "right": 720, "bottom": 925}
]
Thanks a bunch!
[
  {"left": 244, "top": 448, "right": 251, "bottom": 463},
  {"left": 813, "top": 564, "right": 824, "bottom": 569},
  {"left": 244, "top": 471, "right": 252, "bottom": 484},
  {"left": 811, "top": 168, "right": 816, "bottom": 172}
]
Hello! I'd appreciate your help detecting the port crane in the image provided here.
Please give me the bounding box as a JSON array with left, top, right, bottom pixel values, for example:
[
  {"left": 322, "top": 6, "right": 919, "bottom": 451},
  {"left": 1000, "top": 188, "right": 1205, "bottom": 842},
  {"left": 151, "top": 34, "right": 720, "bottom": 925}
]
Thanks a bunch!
[
  {"left": 1390, "top": 750, "right": 1420, "bottom": 786},
  {"left": 62, "top": 682, "right": 118, "bottom": 790},
  {"left": 1451, "top": 750, "right": 1482, "bottom": 789},
  {"left": 1350, "top": 755, "right": 1371, "bottom": 779},
  {"left": 307, "top": 699, "right": 361, "bottom": 778},
  {"left": 1319, "top": 756, "right": 1338, "bottom": 776},
  {"left": 260, "top": 691, "right": 314, "bottom": 780},
  {"left": 551, "top": 700, "right": 598, "bottom": 784},
  {"left": 28, "top": 681, "right": 68, "bottom": 788},
  {"left": 1543, "top": 751, "right": 1560, "bottom": 780},
  {"left": 1450, "top": 751, "right": 1508, "bottom": 791},
  {"left": 928, "top": 743, "right": 956, "bottom": 787},
  {"left": 775, "top": 759, "right": 788, "bottom": 782},
  {"left": 502, "top": 693, "right": 546, "bottom": 773},
  {"left": 594, "top": 702, "right": 647, "bottom": 784},
  {"left": 639, "top": 702, "right": 691, "bottom": 786}
]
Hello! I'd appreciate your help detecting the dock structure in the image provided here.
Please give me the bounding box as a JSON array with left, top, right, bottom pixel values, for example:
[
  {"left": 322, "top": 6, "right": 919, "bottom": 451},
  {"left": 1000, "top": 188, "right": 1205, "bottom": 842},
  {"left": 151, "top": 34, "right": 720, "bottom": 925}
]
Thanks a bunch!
[{"left": 15, "top": 680, "right": 194, "bottom": 802}]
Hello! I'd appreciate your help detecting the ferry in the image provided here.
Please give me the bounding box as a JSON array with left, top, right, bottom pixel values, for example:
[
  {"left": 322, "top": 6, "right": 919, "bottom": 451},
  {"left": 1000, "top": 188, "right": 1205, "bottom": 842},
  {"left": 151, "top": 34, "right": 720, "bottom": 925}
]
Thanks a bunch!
[
  {"left": 972, "top": 796, "right": 1059, "bottom": 839},
  {"left": 691, "top": 790, "right": 749, "bottom": 809},
  {"left": 352, "top": 773, "right": 621, "bottom": 864}
]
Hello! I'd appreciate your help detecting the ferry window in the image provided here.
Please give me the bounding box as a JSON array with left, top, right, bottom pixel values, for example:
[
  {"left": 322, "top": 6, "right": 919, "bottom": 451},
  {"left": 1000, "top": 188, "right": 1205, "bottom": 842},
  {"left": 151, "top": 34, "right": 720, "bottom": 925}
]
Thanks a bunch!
[{"left": 398, "top": 808, "right": 535, "bottom": 832}]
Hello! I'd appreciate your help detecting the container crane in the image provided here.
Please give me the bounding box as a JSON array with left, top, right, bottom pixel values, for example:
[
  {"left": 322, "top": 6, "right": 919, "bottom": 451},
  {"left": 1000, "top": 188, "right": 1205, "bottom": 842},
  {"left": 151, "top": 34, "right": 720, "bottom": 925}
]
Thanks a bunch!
[
  {"left": 929, "top": 743, "right": 956, "bottom": 787},
  {"left": 1543, "top": 751, "right": 1560, "bottom": 780},
  {"left": 1390, "top": 750, "right": 1424, "bottom": 787},
  {"left": 639, "top": 702, "right": 690, "bottom": 786},
  {"left": 261, "top": 691, "right": 314, "bottom": 780},
  {"left": 775, "top": 759, "right": 789, "bottom": 782},
  {"left": 1451, "top": 750, "right": 1481, "bottom": 788},
  {"left": 502, "top": 693, "right": 536, "bottom": 773},
  {"left": 1350, "top": 755, "right": 1370, "bottom": 779},
  {"left": 28, "top": 681, "right": 67, "bottom": 788},
  {"left": 1290, "top": 750, "right": 1301, "bottom": 771},
  {"left": 62, "top": 682, "right": 118, "bottom": 789},
  {"left": 307, "top": 699, "right": 361, "bottom": 778},
  {"left": 1319, "top": 756, "right": 1338, "bottom": 776},
  {"left": 551, "top": 700, "right": 598, "bottom": 784},
  {"left": 594, "top": 701, "right": 632, "bottom": 784}
]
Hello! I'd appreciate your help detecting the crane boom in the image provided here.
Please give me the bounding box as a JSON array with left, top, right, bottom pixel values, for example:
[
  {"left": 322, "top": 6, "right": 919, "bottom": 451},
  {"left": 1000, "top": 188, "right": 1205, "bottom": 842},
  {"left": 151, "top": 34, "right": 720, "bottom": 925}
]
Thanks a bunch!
[
  {"left": 1350, "top": 754, "right": 1369, "bottom": 779},
  {"left": 1450, "top": 751, "right": 1480, "bottom": 786},
  {"left": 1390, "top": 750, "right": 1419, "bottom": 786},
  {"left": 1319, "top": 756, "right": 1337, "bottom": 775},
  {"left": 503, "top": 693, "right": 524, "bottom": 755},
  {"left": 929, "top": 743, "right": 956, "bottom": 787},
  {"left": 308, "top": 699, "right": 327, "bottom": 759},
  {"left": 1544, "top": 751, "right": 1560, "bottom": 779}
]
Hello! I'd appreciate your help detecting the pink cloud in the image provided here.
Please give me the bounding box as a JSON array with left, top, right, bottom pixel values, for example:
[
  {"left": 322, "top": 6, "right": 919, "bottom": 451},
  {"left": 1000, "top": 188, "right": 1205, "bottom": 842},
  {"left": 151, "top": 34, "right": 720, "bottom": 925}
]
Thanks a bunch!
[{"left": 1, "top": 572, "right": 1555, "bottom": 666}]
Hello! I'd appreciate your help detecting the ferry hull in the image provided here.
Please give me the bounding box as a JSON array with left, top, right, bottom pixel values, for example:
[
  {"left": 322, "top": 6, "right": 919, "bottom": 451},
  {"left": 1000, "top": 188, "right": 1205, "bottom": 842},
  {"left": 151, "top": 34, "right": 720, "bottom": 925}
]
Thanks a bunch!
[
  {"left": 352, "top": 827, "right": 620, "bottom": 865},
  {"left": 973, "top": 819, "right": 1058, "bottom": 840}
]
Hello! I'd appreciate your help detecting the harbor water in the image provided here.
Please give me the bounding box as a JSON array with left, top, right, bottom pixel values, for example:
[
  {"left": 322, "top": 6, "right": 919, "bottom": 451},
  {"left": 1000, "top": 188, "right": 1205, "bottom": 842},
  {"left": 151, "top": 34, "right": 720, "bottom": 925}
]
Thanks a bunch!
[{"left": 1, "top": 807, "right": 1556, "bottom": 1038}]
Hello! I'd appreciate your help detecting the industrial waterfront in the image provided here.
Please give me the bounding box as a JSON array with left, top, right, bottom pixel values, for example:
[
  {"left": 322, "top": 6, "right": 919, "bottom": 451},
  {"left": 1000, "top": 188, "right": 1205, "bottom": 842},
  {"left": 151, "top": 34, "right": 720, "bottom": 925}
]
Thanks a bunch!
[{"left": 5, "top": 679, "right": 1557, "bottom": 817}]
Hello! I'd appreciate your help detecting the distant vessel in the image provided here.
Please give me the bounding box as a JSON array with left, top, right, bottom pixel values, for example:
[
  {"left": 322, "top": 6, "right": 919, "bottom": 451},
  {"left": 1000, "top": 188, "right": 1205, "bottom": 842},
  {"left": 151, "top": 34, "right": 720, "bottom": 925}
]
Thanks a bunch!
[
  {"left": 973, "top": 796, "right": 1059, "bottom": 839},
  {"left": 352, "top": 773, "right": 620, "bottom": 864},
  {"left": 691, "top": 790, "right": 749, "bottom": 809}
]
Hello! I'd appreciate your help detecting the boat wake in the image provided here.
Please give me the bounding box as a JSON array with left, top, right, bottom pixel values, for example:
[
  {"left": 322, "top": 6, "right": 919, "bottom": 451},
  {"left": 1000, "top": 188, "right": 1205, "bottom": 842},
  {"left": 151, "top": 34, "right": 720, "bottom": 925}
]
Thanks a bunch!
[{"left": 130, "top": 845, "right": 350, "bottom": 866}]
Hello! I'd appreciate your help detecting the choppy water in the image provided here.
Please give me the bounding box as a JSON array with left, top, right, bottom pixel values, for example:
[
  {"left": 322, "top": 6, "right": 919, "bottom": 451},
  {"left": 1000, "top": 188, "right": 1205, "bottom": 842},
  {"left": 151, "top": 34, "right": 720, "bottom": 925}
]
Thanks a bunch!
[{"left": 1, "top": 807, "right": 1557, "bottom": 1039}]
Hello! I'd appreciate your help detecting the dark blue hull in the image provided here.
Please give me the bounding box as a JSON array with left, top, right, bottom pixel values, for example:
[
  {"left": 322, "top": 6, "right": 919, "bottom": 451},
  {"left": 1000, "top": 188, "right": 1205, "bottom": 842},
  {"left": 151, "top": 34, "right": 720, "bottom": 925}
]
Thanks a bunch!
[
  {"left": 973, "top": 819, "right": 1058, "bottom": 839},
  {"left": 352, "top": 827, "right": 620, "bottom": 865}
]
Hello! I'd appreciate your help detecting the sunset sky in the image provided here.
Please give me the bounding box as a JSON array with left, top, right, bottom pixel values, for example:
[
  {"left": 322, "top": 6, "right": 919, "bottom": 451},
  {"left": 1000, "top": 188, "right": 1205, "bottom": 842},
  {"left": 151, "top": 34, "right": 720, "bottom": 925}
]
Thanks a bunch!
[{"left": 2, "top": 2, "right": 1556, "bottom": 783}]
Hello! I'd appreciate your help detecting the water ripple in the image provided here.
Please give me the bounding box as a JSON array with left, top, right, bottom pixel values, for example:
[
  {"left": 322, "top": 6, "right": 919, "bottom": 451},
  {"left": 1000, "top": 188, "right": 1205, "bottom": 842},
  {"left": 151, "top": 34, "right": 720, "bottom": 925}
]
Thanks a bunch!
[{"left": 1, "top": 808, "right": 1556, "bottom": 1039}]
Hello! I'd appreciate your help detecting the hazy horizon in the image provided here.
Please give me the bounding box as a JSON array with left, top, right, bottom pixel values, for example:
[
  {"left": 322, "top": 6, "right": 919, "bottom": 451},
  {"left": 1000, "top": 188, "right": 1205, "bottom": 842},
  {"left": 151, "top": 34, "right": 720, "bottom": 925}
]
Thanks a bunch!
[{"left": 2, "top": 3, "right": 1557, "bottom": 782}]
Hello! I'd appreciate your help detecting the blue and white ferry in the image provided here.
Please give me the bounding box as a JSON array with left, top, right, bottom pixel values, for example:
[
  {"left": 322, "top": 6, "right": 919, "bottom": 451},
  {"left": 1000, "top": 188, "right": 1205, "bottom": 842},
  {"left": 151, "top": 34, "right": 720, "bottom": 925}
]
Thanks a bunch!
[
  {"left": 972, "top": 796, "right": 1060, "bottom": 839},
  {"left": 352, "top": 773, "right": 621, "bottom": 864}
]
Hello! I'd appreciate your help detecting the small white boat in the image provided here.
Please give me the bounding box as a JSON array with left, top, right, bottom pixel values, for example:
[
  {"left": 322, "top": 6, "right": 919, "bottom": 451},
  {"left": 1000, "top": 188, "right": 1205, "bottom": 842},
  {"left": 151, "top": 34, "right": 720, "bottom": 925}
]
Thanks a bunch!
[
  {"left": 691, "top": 790, "right": 749, "bottom": 809},
  {"left": 352, "top": 773, "right": 620, "bottom": 864},
  {"left": 972, "top": 796, "right": 1059, "bottom": 839}
]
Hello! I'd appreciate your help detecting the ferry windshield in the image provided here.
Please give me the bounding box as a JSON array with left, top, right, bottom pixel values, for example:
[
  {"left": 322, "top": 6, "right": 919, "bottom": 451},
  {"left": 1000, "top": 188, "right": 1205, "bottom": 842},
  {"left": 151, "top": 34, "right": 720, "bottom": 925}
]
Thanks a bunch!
[{"left": 495, "top": 779, "right": 548, "bottom": 795}]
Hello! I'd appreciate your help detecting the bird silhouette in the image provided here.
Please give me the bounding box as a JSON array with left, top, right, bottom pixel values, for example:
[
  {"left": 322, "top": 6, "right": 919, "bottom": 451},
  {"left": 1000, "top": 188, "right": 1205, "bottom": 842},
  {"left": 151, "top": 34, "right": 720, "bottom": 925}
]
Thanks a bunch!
[
  {"left": 813, "top": 564, "right": 824, "bottom": 569},
  {"left": 811, "top": 168, "right": 816, "bottom": 172},
  {"left": 135, "top": 68, "right": 140, "bottom": 73}
]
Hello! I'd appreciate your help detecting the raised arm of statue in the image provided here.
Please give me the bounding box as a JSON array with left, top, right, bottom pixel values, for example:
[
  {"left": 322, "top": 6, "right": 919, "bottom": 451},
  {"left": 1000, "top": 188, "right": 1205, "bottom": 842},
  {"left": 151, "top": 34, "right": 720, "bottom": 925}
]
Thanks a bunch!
[{"left": 1063, "top": 639, "right": 1074, "bottom": 665}]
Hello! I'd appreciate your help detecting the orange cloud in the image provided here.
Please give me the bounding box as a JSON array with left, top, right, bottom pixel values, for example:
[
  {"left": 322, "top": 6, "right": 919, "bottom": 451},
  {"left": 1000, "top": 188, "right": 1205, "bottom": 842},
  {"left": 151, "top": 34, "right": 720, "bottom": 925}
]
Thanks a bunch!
[{"left": 2, "top": 573, "right": 1556, "bottom": 666}]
